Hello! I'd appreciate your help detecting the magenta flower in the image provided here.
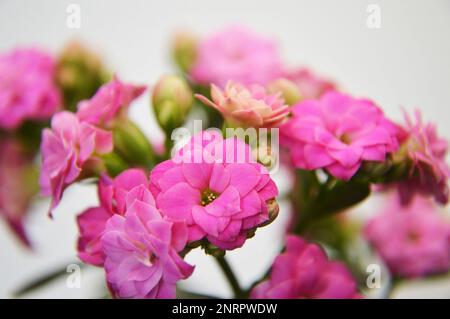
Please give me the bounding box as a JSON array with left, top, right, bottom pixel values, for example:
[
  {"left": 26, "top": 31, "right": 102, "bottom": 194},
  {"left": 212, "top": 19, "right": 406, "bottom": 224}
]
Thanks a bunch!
[
  {"left": 101, "top": 199, "right": 194, "bottom": 299},
  {"left": 284, "top": 67, "right": 336, "bottom": 100},
  {"left": 196, "top": 81, "right": 289, "bottom": 128},
  {"left": 77, "top": 76, "right": 146, "bottom": 127},
  {"left": 280, "top": 91, "right": 399, "bottom": 180},
  {"left": 364, "top": 193, "right": 450, "bottom": 278},
  {"left": 77, "top": 169, "right": 151, "bottom": 266},
  {"left": 150, "top": 131, "right": 278, "bottom": 250},
  {"left": 40, "top": 112, "right": 113, "bottom": 215},
  {"left": 0, "top": 48, "right": 61, "bottom": 129},
  {"left": 396, "top": 111, "right": 450, "bottom": 204},
  {"left": 251, "top": 235, "right": 360, "bottom": 299},
  {"left": 190, "top": 26, "right": 282, "bottom": 87}
]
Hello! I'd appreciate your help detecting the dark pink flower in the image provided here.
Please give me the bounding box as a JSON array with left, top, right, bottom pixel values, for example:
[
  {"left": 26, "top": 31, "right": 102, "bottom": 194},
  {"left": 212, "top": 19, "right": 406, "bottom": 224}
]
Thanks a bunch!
[
  {"left": 0, "top": 48, "right": 61, "bottom": 129},
  {"left": 251, "top": 235, "right": 360, "bottom": 299}
]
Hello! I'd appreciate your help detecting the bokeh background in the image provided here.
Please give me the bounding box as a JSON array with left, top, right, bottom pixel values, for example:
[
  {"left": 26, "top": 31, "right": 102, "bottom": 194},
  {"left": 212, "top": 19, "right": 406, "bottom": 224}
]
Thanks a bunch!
[{"left": 1, "top": 0, "right": 450, "bottom": 298}]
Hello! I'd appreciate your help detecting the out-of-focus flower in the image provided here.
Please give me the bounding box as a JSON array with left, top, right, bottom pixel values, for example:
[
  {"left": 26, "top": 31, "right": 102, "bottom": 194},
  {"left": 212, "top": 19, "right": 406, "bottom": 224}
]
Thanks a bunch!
[
  {"left": 190, "top": 26, "right": 282, "bottom": 87},
  {"left": 364, "top": 193, "right": 450, "bottom": 278},
  {"left": 0, "top": 139, "right": 38, "bottom": 247},
  {"left": 152, "top": 75, "right": 193, "bottom": 132},
  {"left": 77, "top": 169, "right": 150, "bottom": 266},
  {"left": 149, "top": 131, "right": 279, "bottom": 250},
  {"left": 280, "top": 91, "right": 398, "bottom": 180},
  {"left": 172, "top": 31, "right": 198, "bottom": 73},
  {"left": 267, "top": 78, "right": 302, "bottom": 105},
  {"left": 251, "top": 235, "right": 360, "bottom": 299},
  {"left": 394, "top": 111, "right": 450, "bottom": 205},
  {"left": 196, "top": 82, "right": 289, "bottom": 129},
  {"left": 40, "top": 112, "right": 113, "bottom": 215},
  {"left": 77, "top": 76, "right": 146, "bottom": 128},
  {"left": 0, "top": 48, "right": 61, "bottom": 130},
  {"left": 284, "top": 67, "right": 336, "bottom": 100},
  {"left": 101, "top": 199, "right": 194, "bottom": 299}
]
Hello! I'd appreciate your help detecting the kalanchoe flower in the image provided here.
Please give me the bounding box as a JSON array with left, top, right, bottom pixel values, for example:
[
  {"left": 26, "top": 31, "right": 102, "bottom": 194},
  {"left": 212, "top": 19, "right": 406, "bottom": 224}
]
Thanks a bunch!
[
  {"left": 77, "top": 169, "right": 150, "bottom": 266},
  {"left": 76, "top": 76, "right": 146, "bottom": 127},
  {"left": 196, "top": 82, "right": 290, "bottom": 129},
  {"left": 190, "top": 26, "right": 282, "bottom": 87},
  {"left": 280, "top": 91, "right": 399, "bottom": 180},
  {"left": 0, "top": 48, "right": 61, "bottom": 129},
  {"left": 40, "top": 111, "right": 113, "bottom": 215},
  {"left": 394, "top": 111, "right": 450, "bottom": 204},
  {"left": 149, "top": 131, "right": 279, "bottom": 250},
  {"left": 364, "top": 193, "right": 450, "bottom": 278},
  {"left": 101, "top": 199, "right": 194, "bottom": 299},
  {"left": 251, "top": 235, "right": 360, "bottom": 299},
  {"left": 284, "top": 67, "right": 336, "bottom": 100}
]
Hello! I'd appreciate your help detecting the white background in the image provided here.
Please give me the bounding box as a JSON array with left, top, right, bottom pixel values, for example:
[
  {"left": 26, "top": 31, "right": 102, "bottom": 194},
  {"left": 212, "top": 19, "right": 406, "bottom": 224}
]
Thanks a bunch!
[{"left": 0, "top": 0, "right": 450, "bottom": 298}]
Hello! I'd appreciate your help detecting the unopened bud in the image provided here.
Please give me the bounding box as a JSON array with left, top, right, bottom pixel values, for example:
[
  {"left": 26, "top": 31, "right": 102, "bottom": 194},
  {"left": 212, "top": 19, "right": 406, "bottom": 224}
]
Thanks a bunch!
[
  {"left": 267, "top": 78, "right": 302, "bottom": 105},
  {"left": 172, "top": 31, "right": 198, "bottom": 73}
]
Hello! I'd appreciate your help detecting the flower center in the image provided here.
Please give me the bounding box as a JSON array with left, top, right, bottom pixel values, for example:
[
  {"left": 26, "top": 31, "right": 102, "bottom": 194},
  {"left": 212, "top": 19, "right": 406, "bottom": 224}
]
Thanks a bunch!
[
  {"left": 201, "top": 189, "right": 219, "bottom": 206},
  {"left": 407, "top": 230, "right": 420, "bottom": 243},
  {"left": 339, "top": 133, "right": 352, "bottom": 145}
]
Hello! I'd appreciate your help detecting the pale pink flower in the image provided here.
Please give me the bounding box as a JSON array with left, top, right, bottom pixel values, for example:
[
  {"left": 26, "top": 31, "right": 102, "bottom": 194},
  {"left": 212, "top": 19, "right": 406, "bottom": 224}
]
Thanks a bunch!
[
  {"left": 76, "top": 76, "right": 146, "bottom": 127},
  {"left": 40, "top": 112, "right": 113, "bottom": 215},
  {"left": 365, "top": 193, "right": 450, "bottom": 278},
  {"left": 0, "top": 48, "right": 61, "bottom": 129},
  {"left": 150, "top": 131, "right": 278, "bottom": 250},
  {"left": 284, "top": 67, "right": 336, "bottom": 100},
  {"left": 190, "top": 26, "right": 282, "bottom": 87},
  {"left": 396, "top": 111, "right": 450, "bottom": 204},
  {"left": 280, "top": 91, "right": 399, "bottom": 180},
  {"left": 77, "top": 169, "right": 150, "bottom": 266},
  {"left": 251, "top": 235, "right": 360, "bottom": 299},
  {"left": 196, "top": 81, "right": 289, "bottom": 128},
  {"left": 101, "top": 199, "right": 194, "bottom": 299}
]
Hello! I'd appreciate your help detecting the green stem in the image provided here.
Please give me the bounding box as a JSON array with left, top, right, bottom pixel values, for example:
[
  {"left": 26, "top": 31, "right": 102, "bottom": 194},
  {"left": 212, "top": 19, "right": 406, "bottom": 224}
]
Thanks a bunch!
[{"left": 214, "top": 256, "right": 244, "bottom": 298}]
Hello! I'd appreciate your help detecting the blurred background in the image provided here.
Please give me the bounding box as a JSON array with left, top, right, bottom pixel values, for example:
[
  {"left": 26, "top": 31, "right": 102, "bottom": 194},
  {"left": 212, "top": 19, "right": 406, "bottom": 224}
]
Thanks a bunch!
[{"left": 0, "top": 0, "right": 449, "bottom": 298}]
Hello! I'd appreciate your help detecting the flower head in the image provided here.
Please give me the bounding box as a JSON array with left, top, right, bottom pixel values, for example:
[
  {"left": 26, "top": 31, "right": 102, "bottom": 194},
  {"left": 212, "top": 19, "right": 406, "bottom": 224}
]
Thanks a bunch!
[
  {"left": 190, "top": 26, "right": 282, "bottom": 87},
  {"left": 283, "top": 67, "right": 336, "bottom": 100},
  {"left": 281, "top": 91, "right": 399, "bottom": 180},
  {"left": 196, "top": 82, "right": 289, "bottom": 128},
  {"left": 149, "top": 131, "right": 278, "bottom": 250},
  {"left": 40, "top": 112, "right": 113, "bottom": 215},
  {"left": 251, "top": 235, "right": 360, "bottom": 299},
  {"left": 0, "top": 48, "right": 61, "bottom": 129},
  {"left": 101, "top": 199, "right": 194, "bottom": 298},
  {"left": 365, "top": 193, "right": 450, "bottom": 278}
]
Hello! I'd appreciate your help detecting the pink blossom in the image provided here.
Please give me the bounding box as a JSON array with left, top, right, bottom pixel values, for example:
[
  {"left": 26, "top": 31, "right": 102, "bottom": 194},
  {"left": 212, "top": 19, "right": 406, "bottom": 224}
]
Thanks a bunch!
[
  {"left": 40, "top": 112, "right": 113, "bottom": 215},
  {"left": 149, "top": 131, "right": 278, "bottom": 250},
  {"left": 396, "top": 111, "right": 450, "bottom": 204},
  {"left": 196, "top": 81, "right": 289, "bottom": 128},
  {"left": 190, "top": 26, "right": 282, "bottom": 87},
  {"left": 284, "top": 67, "right": 336, "bottom": 100},
  {"left": 364, "top": 193, "right": 450, "bottom": 278},
  {"left": 77, "top": 169, "right": 151, "bottom": 266},
  {"left": 251, "top": 235, "right": 360, "bottom": 299},
  {"left": 77, "top": 76, "right": 146, "bottom": 127},
  {"left": 0, "top": 48, "right": 61, "bottom": 129},
  {"left": 101, "top": 199, "right": 194, "bottom": 298},
  {"left": 280, "top": 91, "right": 399, "bottom": 180}
]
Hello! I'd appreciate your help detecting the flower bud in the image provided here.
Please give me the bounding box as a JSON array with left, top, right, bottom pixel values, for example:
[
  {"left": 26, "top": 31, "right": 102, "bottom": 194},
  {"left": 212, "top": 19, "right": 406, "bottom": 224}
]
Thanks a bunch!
[
  {"left": 259, "top": 199, "right": 279, "bottom": 227},
  {"left": 152, "top": 75, "right": 193, "bottom": 133},
  {"left": 267, "top": 78, "right": 302, "bottom": 105},
  {"left": 172, "top": 31, "right": 198, "bottom": 73}
]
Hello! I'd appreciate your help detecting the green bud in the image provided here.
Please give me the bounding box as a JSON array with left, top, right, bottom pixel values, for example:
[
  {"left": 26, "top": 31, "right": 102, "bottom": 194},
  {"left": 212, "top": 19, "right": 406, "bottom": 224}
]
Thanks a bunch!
[
  {"left": 267, "top": 78, "right": 302, "bottom": 105},
  {"left": 172, "top": 31, "right": 198, "bottom": 73}
]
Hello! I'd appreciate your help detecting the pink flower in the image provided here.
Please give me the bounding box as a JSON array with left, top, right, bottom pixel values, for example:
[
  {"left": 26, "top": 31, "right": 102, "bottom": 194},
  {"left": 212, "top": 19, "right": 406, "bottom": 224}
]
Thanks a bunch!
[
  {"left": 101, "top": 199, "right": 194, "bottom": 299},
  {"left": 280, "top": 91, "right": 399, "bottom": 180},
  {"left": 0, "top": 139, "right": 37, "bottom": 247},
  {"left": 77, "top": 76, "right": 146, "bottom": 127},
  {"left": 0, "top": 48, "right": 61, "bottom": 129},
  {"left": 40, "top": 112, "right": 113, "bottom": 215},
  {"left": 251, "top": 235, "right": 360, "bottom": 299},
  {"left": 284, "top": 67, "right": 336, "bottom": 100},
  {"left": 364, "top": 193, "right": 450, "bottom": 278},
  {"left": 150, "top": 131, "right": 278, "bottom": 250},
  {"left": 190, "top": 26, "right": 282, "bottom": 87},
  {"left": 77, "top": 169, "right": 151, "bottom": 266},
  {"left": 396, "top": 111, "right": 450, "bottom": 204},
  {"left": 196, "top": 81, "right": 289, "bottom": 128}
]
